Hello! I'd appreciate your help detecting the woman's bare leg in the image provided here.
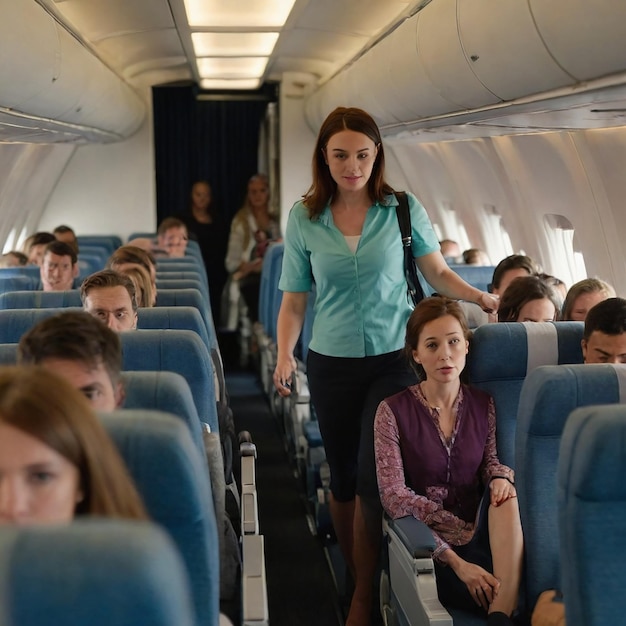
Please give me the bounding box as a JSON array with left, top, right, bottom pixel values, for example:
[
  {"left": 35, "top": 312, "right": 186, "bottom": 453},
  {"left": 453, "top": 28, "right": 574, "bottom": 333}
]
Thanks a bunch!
[{"left": 487, "top": 497, "right": 524, "bottom": 616}]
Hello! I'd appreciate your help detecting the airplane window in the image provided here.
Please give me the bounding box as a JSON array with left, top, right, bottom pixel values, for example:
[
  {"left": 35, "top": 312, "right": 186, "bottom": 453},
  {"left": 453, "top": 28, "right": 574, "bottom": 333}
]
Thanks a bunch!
[
  {"left": 438, "top": 202, "right": 470, "bottom": 252},
  {"left": 543, "top": 214, "right": 587, "bottom": 286},
  {"left": 2, "top": 227, "right": 17, "bottom": 254},
  {"left": 484, "top": 206, "right": 513, "bottom": 264}
]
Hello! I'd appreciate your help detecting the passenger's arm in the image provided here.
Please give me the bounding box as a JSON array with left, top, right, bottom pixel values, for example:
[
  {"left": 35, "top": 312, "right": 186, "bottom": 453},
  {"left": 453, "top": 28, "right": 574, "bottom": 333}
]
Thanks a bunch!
[
  {"left": 416, "top": 251, "right": 499, "bottom": 313},
  {"left": 273, "top": 291, "right": 308, "bottom": 396},
  {"left": 224, "top": 222, "right": 246, "bottom": 274},
  {"left": 374, "top": 401, "right": 474, "bottom": 560}
]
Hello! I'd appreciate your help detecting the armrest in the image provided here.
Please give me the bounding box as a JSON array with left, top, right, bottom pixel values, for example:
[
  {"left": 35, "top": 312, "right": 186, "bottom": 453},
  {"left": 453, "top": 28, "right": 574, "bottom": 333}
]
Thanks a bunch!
[{"left": 386, "top": 515, "right": 435, "bottom": 559}]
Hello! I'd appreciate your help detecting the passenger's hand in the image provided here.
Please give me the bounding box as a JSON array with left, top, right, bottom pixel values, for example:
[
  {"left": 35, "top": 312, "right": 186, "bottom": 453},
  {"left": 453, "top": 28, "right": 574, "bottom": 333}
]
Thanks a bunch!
[
  {"left": 273, "top": 354, "right": 297, "bottom": 397},
  {"left": 454, "top": 559, "right": 500, "bottom": 610},
  {"left": 477, "top": 291, "right": 499, "bottom": 314},
  {"left": 489, "top": 478, "right": 516, "bottom": 507}
]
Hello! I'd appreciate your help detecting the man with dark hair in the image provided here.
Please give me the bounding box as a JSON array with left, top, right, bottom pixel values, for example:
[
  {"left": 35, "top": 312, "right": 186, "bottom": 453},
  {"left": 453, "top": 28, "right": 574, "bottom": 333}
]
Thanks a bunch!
[
  {"left": 18, "top": 310, "right": 124, "bottom": 411},
  {"left": 81, "top": 269, "right": 138, "bottom": 331},
  {"left": 490, "top": 254, "right": 540, "bottom": 297},
  {"left": 26, "top": 231, "right": 56, "bottom": 266},
  {"left": 40, "top": 240, "right": 78, "bottom": 292},
  {"left": 53, "top": 224, "right": 79, "bottom": 254},
  {"left": 582, "top": 297, "right": 626, "bottom": 364}
]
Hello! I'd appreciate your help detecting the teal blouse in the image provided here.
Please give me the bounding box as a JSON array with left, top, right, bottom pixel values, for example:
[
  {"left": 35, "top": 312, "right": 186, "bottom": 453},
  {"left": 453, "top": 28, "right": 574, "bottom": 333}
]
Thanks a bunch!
[{"left": 279, "top": 192, "right": 439, "bottom": 357}]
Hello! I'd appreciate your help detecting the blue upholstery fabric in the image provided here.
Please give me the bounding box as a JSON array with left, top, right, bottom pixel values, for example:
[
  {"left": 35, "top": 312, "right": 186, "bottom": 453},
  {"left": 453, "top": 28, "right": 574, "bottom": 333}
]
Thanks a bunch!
[
  {"left": 448, "top": 264, "right": 495, "bottom": 293},
  {"left": 122, "top": 370, "right": 204, "bottom": 458},
  {"left": 0, "top": 276, "right": 40, "bottom": 294},
  {"left": 0, "top": 307, "right": 82, "bottom": 343},
  {"left": 0, "top": 265, "right": 41, "bottom": 279},
  {"left": 137, "top": 306, "right": 211, "bottom": 351},
  {"left": 77, "top": 254, "right": 104, "bottom": 276},
  {"left": 558, "top": 404, "right": 626, "bottom": 626},
  {"left": 157, "top": 268, "right": 208, "bottom": 292},
  {"left": 77, "top": 234, "right": 122, "bottom": 253},
  {"left": 467, "top": 321, "right": 584, "bottom": 467},
  {"left": 77, "top": 244, "right": 109, "bottom": 262},
  {"left": 100, "top": 411, "right": 219, "bottom": 626},
  {"left": 516, "top": 364, "right": 626, "bottom": 611},
  {"left": 0, "top": 289, "right": 82, "bottom": 308},
  {"left": 120, "top": 329, "right": 218, "bottom": 433},
  {"left": 0, "top": 520, "right": 195, "bottom": 626},
  {"left": 258, "top": 242, "right": 284, "bottom": 337},
  {"left": 157, "top": 277, "right": 210, "bottom": 304}
]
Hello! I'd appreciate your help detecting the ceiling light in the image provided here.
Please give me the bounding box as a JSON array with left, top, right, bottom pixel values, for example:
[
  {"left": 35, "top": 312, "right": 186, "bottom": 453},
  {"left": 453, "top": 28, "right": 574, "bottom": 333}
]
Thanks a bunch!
[
  {"left": 200, "top": 78, "right": 262, "bottom": 90},
  {"left": 197, "top": 57, "right": 269, "bottom": 79},
  {"left": 184, "top": 0, "right": 297, "bottom": 28},
  {"left": 191, "top": 32, "right": 279, "bottom": 57}
]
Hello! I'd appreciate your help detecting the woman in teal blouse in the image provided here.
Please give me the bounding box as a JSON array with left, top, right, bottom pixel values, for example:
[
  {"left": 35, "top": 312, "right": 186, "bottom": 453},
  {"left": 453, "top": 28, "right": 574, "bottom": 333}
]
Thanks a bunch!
[{"left": 273, "top": 107, "right": 498, "bottom": 626}]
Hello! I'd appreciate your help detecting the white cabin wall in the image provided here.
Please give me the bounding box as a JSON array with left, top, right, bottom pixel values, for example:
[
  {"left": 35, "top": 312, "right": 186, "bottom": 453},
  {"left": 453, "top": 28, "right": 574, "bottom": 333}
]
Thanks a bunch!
[
  {"left": 41, "top": 92, "right": 156, "bottom": 241},
  {"left": 278, "top": 74, "right": 317, "bottom": 235}
]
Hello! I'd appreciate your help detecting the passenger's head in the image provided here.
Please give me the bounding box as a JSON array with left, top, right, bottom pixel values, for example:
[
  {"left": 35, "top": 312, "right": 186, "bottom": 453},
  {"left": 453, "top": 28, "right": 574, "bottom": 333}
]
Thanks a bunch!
[
  {"left": 0, "top": 365, "right": 146, "bottom": 525},
  {"left": 462, "top": 248, "right": 491, "bottom": 266},
  {"left": 26, "top": 232, "right": 56, "bottom": 266},
  {"left": 40, "top": 241, "right": 78, "bottom": 292},
  {"left": 18, "top": 311, "right": 124, "bottom": 412},
  {"left": 0, "top": 251, "right": 28, "bottom": 268},
  {"left": 116, "top": 264, "right": 155, "bottom": 307},
  {"left": 53, "top": 225, "right": 78, "bottom": 254},
  {"left": 305, "top": 107, "right": 391, "bottom": 217},
  {"left": 440, "top": 240, "right": 461, "bottom": 260},
  {"left": 80, "top": 270, "right": 138, "bottom": 331},
  {"left": 538, "top": 273, "right": 567, "bottom": 306},
  {"left": 582, "top": 297, "right": 626, "bottom": 364},
  {"left": 497, "top": 275, "right": 560, "bottom": 323},
  {"left": 107, "top": 245, "right": 157, "bottom": 288},
  {"left": 405, "top": 297, "right": 470, "bottom": 381},
  {"left": 191, "top": 180, "right": 213, "bottom": 214},
  {"left": 245, "top": 173, "right": 270, "bottom": 212},
  {"left": 562, "top": 278, "right": 616, "bottom": 322},
  {"left": 157, "top": 217, "right": 188, "bottom": 258},
  {"left": 490, "top": 254, "right": 540, "bottom": 296}
]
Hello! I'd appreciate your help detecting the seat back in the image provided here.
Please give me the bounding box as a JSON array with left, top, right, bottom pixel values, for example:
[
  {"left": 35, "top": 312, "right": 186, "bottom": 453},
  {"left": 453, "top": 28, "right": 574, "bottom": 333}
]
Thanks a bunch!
[
  {"left": 100, "top": 411, "right": 219, "bottom": 626},
  {"left": 467, "top": 321, "right": 584, "bottom": 467},
  {"left": 0, "top": 520, "right": 195, "bottom": 626},
  {"left": 120, "top": 329, "right": 218, "bottom": 433},
  {"left": 77, "top": 234, "right": 122, "bottom": 253},
  {"left": 157, "top": 277, "right": 210, "bottom": 303},
  {"left": 0, "top": 307, "right": 82, "bottom": 343},
  {"left": 0, "top": 265, "right": 41, "bottom": 279},
  {"left": 77, "top": 254, "right": 104, "bottom": 276},
  {"left": 558, "top": 404, "right": 626, "bottom": 626},
  {"left": 516, "top": 364, "right": 626, "bottom": 610},
  {"left": 0, "top": 276, "right": 40, "bottom": 294},
  {"left": 137, "top": 306, "right": 210, "bottom": 350},
  {"left": 448, "top": 264, "right": 495, "bottom": 293},
  {"left": 122, "top": 370, "right": 204, "bottom": 458},
  {"left": 258, "top": 242, "right": 284, "bottom": 337},
  {"left": 0, "top": 289, "right": 82, "bottom": 309}
]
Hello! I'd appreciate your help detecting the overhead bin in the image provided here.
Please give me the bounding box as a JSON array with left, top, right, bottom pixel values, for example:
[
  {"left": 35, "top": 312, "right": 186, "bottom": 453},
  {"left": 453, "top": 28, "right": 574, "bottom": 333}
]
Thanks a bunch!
[
  {"left": 305, "top": 0, "right": 626, "bottom": 133},
  {"left": 0, "top": 1, "right": 145, "bottom": 143}
]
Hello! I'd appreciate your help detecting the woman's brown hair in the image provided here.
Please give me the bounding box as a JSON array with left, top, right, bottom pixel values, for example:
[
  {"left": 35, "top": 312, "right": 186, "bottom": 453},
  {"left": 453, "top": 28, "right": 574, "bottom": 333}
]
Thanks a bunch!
[
  {"left": 0, "top": 366, "right": 147, "bottom": 520},
  {"left": 303, "top": 107, "right": 393, "bottom": 218},
  {"left": 497, "top": 275, "right": 561, "bottom": 322}
]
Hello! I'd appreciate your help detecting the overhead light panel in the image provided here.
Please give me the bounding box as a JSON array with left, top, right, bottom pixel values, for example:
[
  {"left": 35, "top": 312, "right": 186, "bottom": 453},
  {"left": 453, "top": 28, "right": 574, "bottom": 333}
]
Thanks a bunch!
[
  {"left": 184, "top": 0, "right": 297, "bottom": 28},
  {"left": 197, "top": 57, "right": 269, "bottom": 79},
  {"left": 200, "top": 78, "right": 262, "bottom": 90},
  {"left": 191, "top": 32, "right": 279, "bottom": 57}
]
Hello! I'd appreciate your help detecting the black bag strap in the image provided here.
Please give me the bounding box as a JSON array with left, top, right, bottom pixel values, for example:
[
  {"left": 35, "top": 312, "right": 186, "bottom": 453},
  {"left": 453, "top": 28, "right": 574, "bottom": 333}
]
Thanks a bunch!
[{"left": 395, "top": 191, "right": 425, "bottom": 307}]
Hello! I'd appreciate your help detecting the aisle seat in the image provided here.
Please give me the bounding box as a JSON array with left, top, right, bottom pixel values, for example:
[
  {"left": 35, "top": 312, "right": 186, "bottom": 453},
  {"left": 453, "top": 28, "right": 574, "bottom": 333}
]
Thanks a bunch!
[
  {"left": 0, "top": 276, "right": 40, "bottom": 294},
  {"left": 0, "top": 520, "right": 195, "bottom": 626},
  {"left": 448, "top": 264, "right": 495, "bottom": 293},
  {"left": 77, "top": 234, "right": 122, "bottom": 253},
  {"left": 0, "top": 289, "right": 82, "bottom": 308},
  {"left": 101, "top": 411, "right": 219, "bottom": 626}
]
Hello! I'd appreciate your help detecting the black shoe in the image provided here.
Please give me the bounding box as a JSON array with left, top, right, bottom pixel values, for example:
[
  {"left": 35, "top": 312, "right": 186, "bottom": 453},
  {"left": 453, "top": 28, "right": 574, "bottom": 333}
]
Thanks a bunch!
[{"left": 487, "top": 612, "right": 514, "bottom": 626}]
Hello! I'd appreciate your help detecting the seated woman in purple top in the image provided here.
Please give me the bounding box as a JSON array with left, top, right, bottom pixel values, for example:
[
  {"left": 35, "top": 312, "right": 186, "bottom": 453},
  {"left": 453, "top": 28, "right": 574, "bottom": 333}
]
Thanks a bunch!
[{"left": 374, "top": 297, "right": 523, "bottom": 626}]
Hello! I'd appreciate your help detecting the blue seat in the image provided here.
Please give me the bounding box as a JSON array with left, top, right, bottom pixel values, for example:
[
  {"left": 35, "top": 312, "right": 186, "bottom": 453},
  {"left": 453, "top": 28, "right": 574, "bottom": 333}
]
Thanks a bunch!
[
  {"left": 258, "top": 242, "right": 284, "bottom": 335},
  {"left": 137, "top": 306, "right": 211, "bottom": 351},
  {"left": 0, "top": 265, "right": 41, "bottom": 279},
  {"left": 467, "top": 321, "right": 585, "bottom": 467},
  {"left": 77, "top": 234, "right": 123, "bottom": 253},
  {"left": 0, "top": 307, "right": 82, "bottom": 343},
  {"left": 558, "top": 404, "right": 626, "bottom": 626},
  {"left": 157, "top": 276, "right": 210, "bottom": 303},
  {"left": 120, "top": 329, "right": 218, "bottom": 433},
  {"left": 0, "top": 520, "right": 195, "bottom": 626},
  {"left": 0, "top": 289, "right": 82, "bottom": 308},
  {"left": 100, "top": 411, "right": 219, "bottom": 626},
  {"left": 516, "top": 364, "right": 626, "bottom": 613},
  {"left": 77, "top": 253, "right": 104, "bottom": 276},
  {"left": 0, "top": 276, "right": 40, "bottom": 294},
  {"left": 448, "top": 264, "right": 495, "bottom": 293},
  {"left": 155, "top": 287, "right": 216, "bottom": 346},
  {"left": 77, "top": 244, "right": 110, "bottom": 262}
]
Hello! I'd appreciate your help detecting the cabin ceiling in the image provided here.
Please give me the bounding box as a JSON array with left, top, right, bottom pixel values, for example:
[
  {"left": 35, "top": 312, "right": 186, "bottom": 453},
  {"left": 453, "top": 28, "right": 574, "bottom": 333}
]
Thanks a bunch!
[{"left": 38, "top": 0, "right": 425, "bottom": 91}]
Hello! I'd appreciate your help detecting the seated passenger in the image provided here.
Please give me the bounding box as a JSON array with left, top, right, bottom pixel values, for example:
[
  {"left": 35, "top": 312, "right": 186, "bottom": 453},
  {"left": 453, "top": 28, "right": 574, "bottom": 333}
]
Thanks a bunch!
[
  {"left": 538, "top": 273, "right": 567, "bottom": 308},
  {"left": 117, "top": 264, "right": 155, "bottom": 307},
  {"left": 490, "top": 254, "right": 540, "bottom": 297},
  {"left": 40, "top": 241, "right": 78, "bottom": 292},
  {"left": 440, "top": 239, "right": 461, "bottom": 262},
  {"left": 0, "top": 251, "right": 28, "bottom": 267},
  {"left": 53, "top": 224, "right": 79, "bottom": 254},
  {"left": 562, "top": 277, "right": 616, "bottom": 322},
  {"left": 581, "top": 297, "right": 626, "bottom": 364},
  {"left": 0, "top": 365, "right": 146, "bottom": 524},
  {"left": 18, "top": 310, "right": 124, "bottom": 411},
  {"left": 81, "top": 270, "right": 138, "bottom": 331},
  {"left": 157, "top": 217, "right": 189, "bottom": 258},
  {"left": 462, "top": 248, "right": 491, "bottom": 266},
  {"left": 497, "top": 276, "right": 560, "bottom": 323},
  {"left": 374, "top": 297, "right": 522, "bottom": 625},
  {"left": 24, "top": 232, "right": 56, "bottom": 266},
  {"left": 107, "top": 245, "right": 157, "bottom": 299}
]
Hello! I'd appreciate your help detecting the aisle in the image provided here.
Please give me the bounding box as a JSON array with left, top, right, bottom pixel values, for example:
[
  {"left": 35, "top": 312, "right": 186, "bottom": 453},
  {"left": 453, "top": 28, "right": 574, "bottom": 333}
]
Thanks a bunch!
[{"left": 226, "top": 369, "right": 343, "bottom": 626}]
